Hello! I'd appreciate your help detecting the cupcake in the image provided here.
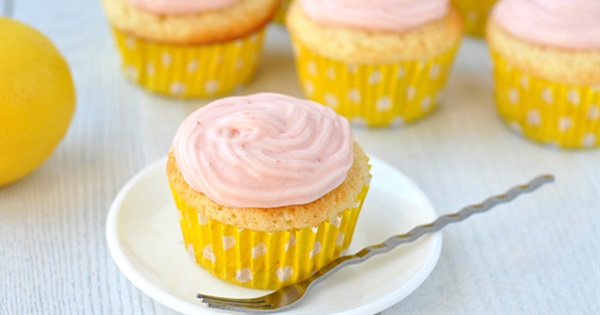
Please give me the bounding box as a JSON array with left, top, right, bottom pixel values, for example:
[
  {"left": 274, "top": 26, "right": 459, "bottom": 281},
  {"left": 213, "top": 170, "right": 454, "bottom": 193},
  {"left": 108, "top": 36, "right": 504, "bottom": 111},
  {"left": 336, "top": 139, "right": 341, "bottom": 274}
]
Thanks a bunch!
[
  {"left": 452, "top": 0, "right": 496, "bottom": 37},
  {"left": 102, "top": 0, "right": 278, "bottom": 98},
  {"left": 286, "top": 0, "right": 463, "bottom": 127},
  {"left": 166, "top": 93, "right": 371, "bottom": 289},
  {"left": 487, "top": 0, "right": 600, "bottom": 148}
]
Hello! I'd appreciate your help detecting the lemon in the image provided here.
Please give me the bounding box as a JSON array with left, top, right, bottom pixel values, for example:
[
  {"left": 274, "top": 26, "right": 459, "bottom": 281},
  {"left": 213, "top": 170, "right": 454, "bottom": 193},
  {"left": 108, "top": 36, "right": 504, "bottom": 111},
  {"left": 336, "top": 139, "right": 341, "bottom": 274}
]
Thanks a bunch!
[{"left": 0, "top": 18, "right": 76, "bottom": 187}]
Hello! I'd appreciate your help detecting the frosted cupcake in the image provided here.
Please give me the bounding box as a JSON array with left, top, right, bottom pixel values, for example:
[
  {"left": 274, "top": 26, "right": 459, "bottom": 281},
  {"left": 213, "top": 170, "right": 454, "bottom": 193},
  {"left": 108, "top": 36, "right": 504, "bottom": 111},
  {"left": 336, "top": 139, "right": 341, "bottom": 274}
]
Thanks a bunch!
[
  {"left": 167, "top": 93, "right": 371, "bottom": 289},
  {"left": 487, "top": 0, "right": 600, "bottom": 148},
  {"left": 286, "top": 0, "right": 463, "bottom": 127},
  {"left": 452, "top": 0, "right": 496, "bottom": 37},
  {"left": 102, "top": 0, "right": 278, "bottom": 98}
]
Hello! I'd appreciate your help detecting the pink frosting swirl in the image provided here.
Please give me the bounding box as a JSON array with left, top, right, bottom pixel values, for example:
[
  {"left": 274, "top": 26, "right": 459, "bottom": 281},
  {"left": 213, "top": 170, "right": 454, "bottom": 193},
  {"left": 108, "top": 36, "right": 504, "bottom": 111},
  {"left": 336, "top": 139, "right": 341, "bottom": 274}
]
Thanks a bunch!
[
  {"left": 492, "top": 0, "right": 600, "bottom": 50},
  {"left": 172, "top": 93, "right": 354, "bottom": 208},
  {"left": 128, "top": 0, "right": 239, "bottom": 14},
  {"left": 298, "top": 0, "right": 450, "bottom": 32}
]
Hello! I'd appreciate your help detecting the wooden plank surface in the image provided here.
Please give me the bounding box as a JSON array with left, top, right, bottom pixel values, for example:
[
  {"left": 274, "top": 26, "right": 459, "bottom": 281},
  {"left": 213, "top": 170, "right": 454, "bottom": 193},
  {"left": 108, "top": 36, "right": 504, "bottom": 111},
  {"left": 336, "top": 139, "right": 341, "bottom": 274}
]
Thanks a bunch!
[
  {"left": 1, "top": 0, "right": 13, "bottom": 16},
  {"left": 1, "top": 0, "right": 598, "bottom": 314}
]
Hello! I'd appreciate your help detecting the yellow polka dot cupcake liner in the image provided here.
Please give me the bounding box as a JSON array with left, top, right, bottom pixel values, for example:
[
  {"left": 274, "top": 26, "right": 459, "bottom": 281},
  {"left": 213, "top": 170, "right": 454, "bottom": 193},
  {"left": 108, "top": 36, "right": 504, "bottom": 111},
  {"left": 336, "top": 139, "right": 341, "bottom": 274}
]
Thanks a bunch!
[
  {"left": 171, "top": 184, "right": 370, "bottom": 290},
  {"left": 452, "top": 0, "right": 497, "bottom": 37},
  {"left": 491, "top": 52, "right": 600, "bottom": 148},
  {"left": 291, "top": 39, "right": 459, "bottom": 127},
  {"left": 111, "top": 28, "right": 265, "bottom": 98},
  {"left": 273, "top": 0, "right": 291, "bottom": 24}
]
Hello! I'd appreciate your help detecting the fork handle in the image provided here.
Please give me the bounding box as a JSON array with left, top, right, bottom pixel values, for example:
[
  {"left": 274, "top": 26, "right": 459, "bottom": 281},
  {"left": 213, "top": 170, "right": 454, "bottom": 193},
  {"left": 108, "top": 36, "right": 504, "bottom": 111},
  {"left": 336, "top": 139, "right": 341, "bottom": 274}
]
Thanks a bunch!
[{"left": 299, "top": 174, "right": 555, "bottom": 289}]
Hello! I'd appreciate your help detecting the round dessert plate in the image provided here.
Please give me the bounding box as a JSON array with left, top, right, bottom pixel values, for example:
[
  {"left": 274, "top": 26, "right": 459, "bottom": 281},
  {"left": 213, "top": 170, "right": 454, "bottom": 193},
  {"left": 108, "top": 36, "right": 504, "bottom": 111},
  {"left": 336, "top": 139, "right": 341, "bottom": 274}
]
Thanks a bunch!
[{"left": 107, "top": 156, "right": 442, "bottom": 315}]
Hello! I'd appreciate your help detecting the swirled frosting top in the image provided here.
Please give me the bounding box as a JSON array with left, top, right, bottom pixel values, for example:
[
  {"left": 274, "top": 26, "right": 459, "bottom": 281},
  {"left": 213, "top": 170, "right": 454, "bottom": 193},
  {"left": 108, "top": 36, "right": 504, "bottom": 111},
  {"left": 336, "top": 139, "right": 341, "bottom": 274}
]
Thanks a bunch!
[
  {"left": 128, "top": 0, "right": 239, "bottom": 15},
  {"left": 492, "top": 0, "right": 600, "bottom": 50},
  {"left": 172, "top": 93, "right": 354, "bottom": 208},
  {"left": 298, "top": 0, "right": 450, "bottom": 32}
]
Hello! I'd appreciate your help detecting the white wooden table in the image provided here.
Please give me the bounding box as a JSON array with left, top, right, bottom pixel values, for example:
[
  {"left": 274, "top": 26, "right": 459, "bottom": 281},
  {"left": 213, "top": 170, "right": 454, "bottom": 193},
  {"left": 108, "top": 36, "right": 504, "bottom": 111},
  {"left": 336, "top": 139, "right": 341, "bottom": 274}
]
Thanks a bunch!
[{"left": 1, "top": 1, "right": 599, "bottom": 314}]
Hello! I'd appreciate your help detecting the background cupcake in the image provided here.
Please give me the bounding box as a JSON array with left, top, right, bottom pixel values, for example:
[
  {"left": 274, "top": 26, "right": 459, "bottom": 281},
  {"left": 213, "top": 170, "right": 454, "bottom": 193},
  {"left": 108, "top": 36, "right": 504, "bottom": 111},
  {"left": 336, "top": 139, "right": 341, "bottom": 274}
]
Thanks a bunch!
[
  {"left": 452, "top": 0, "right": 496, "bottom": 37},
  {"left": 102, "top": 0, "right": 278, "bottom": 98},
  {"left": 166, "top": 93, "right": 371, "bottom": 289},
  {"left": 286, "top": 0, "right": 463, "bottom": 127},
  {"left": 487, "top": 0, "right": 600, "bottom": 148}
]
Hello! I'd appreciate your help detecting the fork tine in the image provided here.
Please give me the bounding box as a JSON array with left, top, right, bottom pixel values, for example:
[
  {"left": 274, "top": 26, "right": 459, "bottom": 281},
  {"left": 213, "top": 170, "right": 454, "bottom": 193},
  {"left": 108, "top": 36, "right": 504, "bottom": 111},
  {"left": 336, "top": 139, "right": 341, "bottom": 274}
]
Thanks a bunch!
[
  {"left": 196, "top": 293, "right": 267, "bottom": 304},
  {"left": 204, "top": 301, "right": 274, "bottom": 309},
  {"left": 201, "top": 299, "right": 273, "bottom": 307},
  {"left": 206, "top": 305, "right": 276, "bottom": 314},
  {"left": 200, "top": 300, "right": 278, "bottom": 314}
]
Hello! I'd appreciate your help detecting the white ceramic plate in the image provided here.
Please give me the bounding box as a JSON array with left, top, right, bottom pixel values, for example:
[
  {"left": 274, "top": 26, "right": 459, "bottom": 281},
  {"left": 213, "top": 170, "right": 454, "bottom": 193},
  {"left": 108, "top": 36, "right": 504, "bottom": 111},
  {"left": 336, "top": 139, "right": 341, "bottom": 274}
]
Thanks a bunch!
[{"left": 107, "top": 156, "right": 442, "bottom": 314}]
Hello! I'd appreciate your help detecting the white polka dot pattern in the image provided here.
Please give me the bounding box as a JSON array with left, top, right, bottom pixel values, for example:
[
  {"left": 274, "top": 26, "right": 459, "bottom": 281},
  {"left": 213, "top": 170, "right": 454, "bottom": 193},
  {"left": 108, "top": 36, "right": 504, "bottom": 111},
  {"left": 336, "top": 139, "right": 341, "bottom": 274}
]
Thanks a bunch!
[
  {"left": 336, "top": 233, "right": 345, "bottom": 246},
  {"left": 567, "top": 89, "right": 580, "bottom": 105},
  {"left": 291, "top": 38, "right": 459, "bottom": 127},
  {"left": 276, "top": 266, "right": 294, "bottom": 282},
  {"left": 453, "top": 0, "right": 497, "bottom": 37},
  {"left": 508, "top": 88, "right": 519, "bottom": 104},
  {"left": 327, "top": 67, "right": 336, "bottom": 79},
  {"left": 329, "top": 215, "right": 342, "bottom": 228},
  {"left": 222, "top": 236, "right": 236, "bottom": 250},
  {"left": 541, "top": 88, "right": 553, "bottom": 104},
  {"left": 526, "top": 109, "right": 542, "bottom": 126},
  {"left": 324, "top": 93, "right": 339, "bottom": 108},
  {"left": 307, "top": 61, "right": 318, "bottom": 75},
  {"left": 197, "top": 213, "right": 208, "bottom": 225},
  {"left": 376, "top": 97, "right": 392, "bottom": 111},
  {"left": 169, "top": 82, "right": 185, "bottom": 96},
  {"left": 588, "top": 105, "right": 600, "bottom": 120},
  {"left": 202, "top": 245, "right": 216, "bottom": 263},
  {"left": 347, "top": 89, "right": 361, "bottom": 103},
  {"left": 204, "top": 80, "right": 219, "bottom": 94},
  {"left": 406, "top": 86, "right": 417, "bottom": 100},
  {"left": 304, "top": 80, "right": 315, "bottom": 96},
  {"left": 284, "top": 234, "right": 296, "bottom": 252},
  {"left": 429, "top": 64, "right": 441, "bottom": 79},
  {"left": 186, "top": 60, "right": 199, "bottom": 73},
  {"left": 161, "top": 53, "right": 172, "bottom": 67},
  {"left": 124, "top": 65, "right": 138, "bottom": 81},
  {"left": 520, "top": 75, "right": 529, "bottom": 88},
  {"left": 235, "top": 268, "right": 253, "bottom": 283},
  {"left": 368, "top": 71, "right": 382, "bottom": 85},
  {"left": 582, "top": 133, "right": 597, "bottom": 147},
  {"left": 492, "top": 51, "right": 600, "bottom": 148},
  {"left": 175, "top": 184, "right": 370, "bottom": 290},
  {"left": 146, "top": 63, "right": 155, "bottom": 76},
  {"left": 112, "top": 28, "right": 265, "bottom": 98},
  {"left": 252, "top": 243, "right": 267, "bottom": 258},
  {"left": 557, "top": 117, "right": 573, "bottom": 132}
]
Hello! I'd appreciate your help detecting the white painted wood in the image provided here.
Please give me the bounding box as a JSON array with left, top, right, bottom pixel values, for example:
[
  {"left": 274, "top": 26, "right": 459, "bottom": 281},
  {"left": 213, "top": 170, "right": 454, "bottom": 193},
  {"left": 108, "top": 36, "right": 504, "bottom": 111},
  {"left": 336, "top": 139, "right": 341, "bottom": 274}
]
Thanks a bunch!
[
  {"left": 1, "top": 0, "right": 13, "bottom": 16},
  {"left": 1, "top": 0, "right": 598, "bottom": 314}
]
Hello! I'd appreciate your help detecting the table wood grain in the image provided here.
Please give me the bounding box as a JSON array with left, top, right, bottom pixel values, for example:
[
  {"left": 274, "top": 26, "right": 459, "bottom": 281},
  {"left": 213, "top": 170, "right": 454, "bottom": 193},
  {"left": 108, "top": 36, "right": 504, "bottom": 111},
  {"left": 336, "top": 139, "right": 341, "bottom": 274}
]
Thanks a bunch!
[
  {"left": 1, "top": 1, "right": 11, "bottom": 16},
  {"left": 1, "top": 1, "right": 598, "bottom": 314}
]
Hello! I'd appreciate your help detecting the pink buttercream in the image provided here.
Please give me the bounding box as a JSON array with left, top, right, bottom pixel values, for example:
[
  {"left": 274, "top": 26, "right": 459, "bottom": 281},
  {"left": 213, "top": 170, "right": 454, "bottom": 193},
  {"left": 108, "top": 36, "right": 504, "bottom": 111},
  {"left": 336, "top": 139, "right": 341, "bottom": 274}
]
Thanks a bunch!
[
  {"left": 172, "top": 93, "right": 354, "bottom": 208},
  {"left": 298, "top": 0, "right": 450, "bottom": 32},
  {"left": 128, "top": 0, "right": 239, "bottom": 14},
  {"left": 492, "top": 0, "right": 600, "bottom": 50}
]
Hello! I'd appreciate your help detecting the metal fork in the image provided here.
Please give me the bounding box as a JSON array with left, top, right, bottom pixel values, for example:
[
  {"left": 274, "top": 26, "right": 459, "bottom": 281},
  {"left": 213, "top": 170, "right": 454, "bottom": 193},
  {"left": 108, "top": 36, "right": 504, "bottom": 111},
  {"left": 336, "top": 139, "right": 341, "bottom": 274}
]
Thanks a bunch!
[{"left": 197, "top": 174, "right": 554, "bottom": 313}]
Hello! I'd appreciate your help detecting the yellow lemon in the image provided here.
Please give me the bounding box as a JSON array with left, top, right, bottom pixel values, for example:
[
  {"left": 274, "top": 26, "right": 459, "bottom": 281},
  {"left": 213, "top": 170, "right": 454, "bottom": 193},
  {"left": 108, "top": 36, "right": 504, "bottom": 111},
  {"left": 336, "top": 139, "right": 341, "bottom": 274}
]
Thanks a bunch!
[{"left": 0, "top": 18, "right": 76, "bottom": 187}]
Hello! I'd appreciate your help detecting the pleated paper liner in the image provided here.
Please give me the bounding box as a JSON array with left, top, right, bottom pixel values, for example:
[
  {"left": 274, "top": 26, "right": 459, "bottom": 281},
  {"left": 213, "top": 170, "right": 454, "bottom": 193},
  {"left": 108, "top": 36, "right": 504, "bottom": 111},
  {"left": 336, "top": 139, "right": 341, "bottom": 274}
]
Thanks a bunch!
[
  {"left": 452, "top": 0, "right": 497, "bottom": 37},
  {"left": 291, "top": 38, "right": 459, "bottom": 127},
  {"left": 172, "top": 183, "right": 370, "bottom": 290},
  {"left": 273, "top": 0, "right": 291, "bottom": 24},
  {"left": 491, "top": 51, "right": 600, "bottom": 148},
  {"left": 111, "top": 28, "right": 265, "bottom": 98}
]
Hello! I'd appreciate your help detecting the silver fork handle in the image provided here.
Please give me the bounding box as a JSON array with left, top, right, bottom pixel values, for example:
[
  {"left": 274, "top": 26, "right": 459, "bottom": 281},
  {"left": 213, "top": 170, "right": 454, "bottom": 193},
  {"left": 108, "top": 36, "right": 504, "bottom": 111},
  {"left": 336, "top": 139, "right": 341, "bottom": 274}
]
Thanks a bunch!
[{"left": 299, "top": 174, "right": 555, "bottom": 289}]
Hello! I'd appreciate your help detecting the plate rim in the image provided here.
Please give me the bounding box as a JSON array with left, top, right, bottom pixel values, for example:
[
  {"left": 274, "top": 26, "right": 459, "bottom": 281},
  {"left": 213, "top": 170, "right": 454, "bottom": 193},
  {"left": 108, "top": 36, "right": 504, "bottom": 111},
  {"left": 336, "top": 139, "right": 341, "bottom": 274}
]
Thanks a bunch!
[{"left": 106, "top": 155, "right": 442, "bottom": 315}]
